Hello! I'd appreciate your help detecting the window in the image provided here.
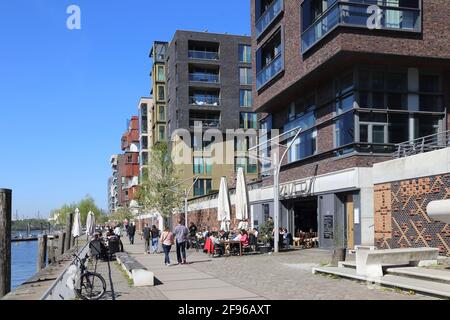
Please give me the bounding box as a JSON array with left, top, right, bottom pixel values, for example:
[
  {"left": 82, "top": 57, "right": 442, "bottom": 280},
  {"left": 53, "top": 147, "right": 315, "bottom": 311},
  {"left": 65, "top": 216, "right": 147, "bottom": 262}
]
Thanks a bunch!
[
  {"left": 388, "top": 114, "right": 409, "bottom": 143},
  {"left": 193, "top": 157, "right": 204, "bottom": 174},
  {"left": 157, "top": 65, "right": 165, "bottom": 81},
  {"left": 194, "top": 179, "right": 212, "bottom": 196},
  {"left": 141, "top": 152, "right": 148, "bottom": 166},
  {"left": 158, "top": 105, "right": 166, "bottom": 121},
  {"left": 337, "top": 94, "right": 355, "bottom": 114},
  {"left": 287, "top": 130, "right": 317, "bottom": 163},
  {"left": 234, "top": 157, "right": 257, "bottom": 174},
  {"left": 262, "top": 203, "right": 270, "bottom": 222},
  {"left": 158, "top": 125, "right": 166, "bottom": 141},
  {"left": 419, "top": 74, "right": 443, "bottom": 112},
  {"left": 240, "top": 67, "right": 252, "bottom": 85},
  {"left": 414, "top": 115, "right": 442, "bottom": 139},
  {"left": 256, "top": 29, "right": 283, "bottom": 89},
  {"left": 235, "top": 157, "right": 246, "bottom": 172},
  {"left": 240, "top": 89, "right": 253, "bottom": 107},
  {"left": 335, "top": 112, "right": 354, "bottom": 148},
  {"left": 205, "top": 158, "right": 212, "bottom": 174},
  {"left": 142, "top": 136, "right": 148, "bottom": 149},
  {"left": 157, "top": 85, "right": 165, "bottom": 101},
  {"left": 255, "top": 0, "right": 283, "bottom": 37},
  {"left": 240, "top": 112, "right": 258, "bottom": 129},
  {"left": 239, "top": 45, "right": 251, "bottom": 63},
  {"left": 358, "top": 113, "right": 388, "bottom": 144}
]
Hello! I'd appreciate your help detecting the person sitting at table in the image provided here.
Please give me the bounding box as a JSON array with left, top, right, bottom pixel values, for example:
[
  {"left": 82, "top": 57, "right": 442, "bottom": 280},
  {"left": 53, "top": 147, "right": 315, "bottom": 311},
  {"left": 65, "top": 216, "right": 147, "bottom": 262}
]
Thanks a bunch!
[
  {"left": 218, "top": 229, "right": 229, "bottom": 240},
  {"left": 240, "top": 229, "right": 249, "bottom": 247},
  {"left": 232, "top": 230, "right": 242, "bottom": 241}
]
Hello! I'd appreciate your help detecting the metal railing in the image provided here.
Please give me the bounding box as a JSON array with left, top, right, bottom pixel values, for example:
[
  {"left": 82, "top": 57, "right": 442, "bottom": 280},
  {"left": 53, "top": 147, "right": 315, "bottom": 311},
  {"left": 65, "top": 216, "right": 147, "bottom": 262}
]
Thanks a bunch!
[
  {"left": 255, "top": 0, "right": 283, "bottom": 38},
  {"left": 394, "top": 130, "right": 450, "bottom": 158},
  {"left": 189, "top": 95, "right": 220, "bottom": 106},
  {"left": 256, "top": 52, "right": 283, "bottom": 90},
  {"left": 189, "top": 73, "right": 219, "bottom": 83},
  {"left": 188, "top": 50, "right": 219, "bottom": 60},
  {"left": 190, "top": 119, "right": 221, "bottom": 128},
  {"left": 301, "top": 1, "right": 421, "bottom": 53}
]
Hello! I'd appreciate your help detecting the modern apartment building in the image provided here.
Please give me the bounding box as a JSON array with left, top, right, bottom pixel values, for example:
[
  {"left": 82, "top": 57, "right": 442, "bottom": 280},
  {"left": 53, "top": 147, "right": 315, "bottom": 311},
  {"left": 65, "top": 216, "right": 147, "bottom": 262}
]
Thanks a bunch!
[
  {"left": 117, "top": 116, "right": 140, "bottom": 208},
  {"left": 167, "top": 30, "right": 257, "bottom": 197},
  {"left": 138, "top": 97, "right": 153, "bottom": 177},
  {"left": 150, "top": 41, "right": 169, "bottom": 146},
  {"left": 250, "top": 0, "right": 450, "bottom": 249}
]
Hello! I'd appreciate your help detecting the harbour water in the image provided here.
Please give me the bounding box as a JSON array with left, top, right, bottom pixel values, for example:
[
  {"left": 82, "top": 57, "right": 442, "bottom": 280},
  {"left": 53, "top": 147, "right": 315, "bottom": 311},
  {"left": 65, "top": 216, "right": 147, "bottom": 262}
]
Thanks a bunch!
[{"left": 11, "top": 231, "right": 40, "bottom": 290}]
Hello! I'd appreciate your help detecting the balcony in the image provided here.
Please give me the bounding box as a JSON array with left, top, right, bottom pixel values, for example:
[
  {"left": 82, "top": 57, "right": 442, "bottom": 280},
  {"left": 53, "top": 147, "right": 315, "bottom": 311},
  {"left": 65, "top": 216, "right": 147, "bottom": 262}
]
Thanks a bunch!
[
  {"left": 301, "top": 1, "right": 421, "bottom": 54},
  {"left": 188, "top": 50, "right": 219, "bottom": 61},
  {"left": 256, "top": 52, "right": 283, "bottom": 90},
  {"left": 189, "top": 119, "right": 221, "bottom": 128},
  {"left": 255, "top": 0, "right": 284, "bottom": 38},
  {"left": 189, "top": 73, "right": 219, "bottom": 83},
  {"left": 189, "top": 95, "right": 220, "bottom": 106}
]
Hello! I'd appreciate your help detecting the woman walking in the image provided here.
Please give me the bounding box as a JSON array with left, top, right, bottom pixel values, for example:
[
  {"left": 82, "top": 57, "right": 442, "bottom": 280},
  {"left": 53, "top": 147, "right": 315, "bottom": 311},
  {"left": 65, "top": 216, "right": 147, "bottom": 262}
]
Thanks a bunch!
[
  {"left": 160, "top": 226, "right": 174, "bottom": 266},
  {"left": 151, "top": 225, "right": 160, "bottom": 254}
]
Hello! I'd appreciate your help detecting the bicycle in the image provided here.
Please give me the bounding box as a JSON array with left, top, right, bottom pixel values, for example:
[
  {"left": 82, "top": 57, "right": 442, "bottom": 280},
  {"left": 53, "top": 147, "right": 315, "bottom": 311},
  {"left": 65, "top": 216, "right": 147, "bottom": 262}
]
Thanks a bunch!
[{"left": 72, "top": 252, "right": 107, "bottom": 300}]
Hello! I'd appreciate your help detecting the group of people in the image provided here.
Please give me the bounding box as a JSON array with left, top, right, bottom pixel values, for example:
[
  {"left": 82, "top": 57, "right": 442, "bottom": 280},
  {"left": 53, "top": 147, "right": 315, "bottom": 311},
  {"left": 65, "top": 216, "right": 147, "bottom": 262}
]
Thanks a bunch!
[{"left": 154, "top": 219, "right": 190, "bottom": 266}]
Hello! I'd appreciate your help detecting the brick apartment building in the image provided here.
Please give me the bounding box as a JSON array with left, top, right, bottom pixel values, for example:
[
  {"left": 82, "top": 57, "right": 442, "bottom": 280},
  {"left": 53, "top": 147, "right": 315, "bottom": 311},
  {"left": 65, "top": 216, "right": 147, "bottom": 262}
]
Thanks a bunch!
[{"left": 246, "top": 0, "right": 450, "bottom": 250}]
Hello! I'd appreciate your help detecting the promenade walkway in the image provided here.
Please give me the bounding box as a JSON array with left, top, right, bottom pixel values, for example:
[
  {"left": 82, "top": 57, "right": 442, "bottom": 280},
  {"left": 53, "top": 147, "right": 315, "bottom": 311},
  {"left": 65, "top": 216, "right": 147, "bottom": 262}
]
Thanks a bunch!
[{"left": 121, "top": 238, "right": 262, "bottom": 300}]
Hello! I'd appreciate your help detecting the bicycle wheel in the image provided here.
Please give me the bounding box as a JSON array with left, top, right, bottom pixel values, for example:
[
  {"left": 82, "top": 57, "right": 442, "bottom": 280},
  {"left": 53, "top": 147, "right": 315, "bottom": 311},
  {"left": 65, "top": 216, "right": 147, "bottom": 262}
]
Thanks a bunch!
[{"left": 78, "top": 272, "right": 106, "bottom": 300}]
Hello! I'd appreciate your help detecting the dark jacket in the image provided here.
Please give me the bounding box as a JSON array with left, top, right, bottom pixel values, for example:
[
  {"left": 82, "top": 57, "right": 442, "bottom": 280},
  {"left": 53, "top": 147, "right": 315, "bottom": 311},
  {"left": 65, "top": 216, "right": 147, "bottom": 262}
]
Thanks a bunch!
[
  {"left": 151, "top": 228, "right": 160, "bottom": 239},
  {"left": 128, "top": 225, "right": 136, "bottom": 236},
  {"left": 143, "top": 227, "right": 151, "bottom": 240}
]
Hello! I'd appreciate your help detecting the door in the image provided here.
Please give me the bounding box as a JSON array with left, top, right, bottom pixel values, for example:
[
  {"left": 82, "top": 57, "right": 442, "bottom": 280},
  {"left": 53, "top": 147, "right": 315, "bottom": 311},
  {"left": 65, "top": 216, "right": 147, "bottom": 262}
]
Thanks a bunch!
[{"left": 346, "top": 194, "right": 355, "bottom": 249}]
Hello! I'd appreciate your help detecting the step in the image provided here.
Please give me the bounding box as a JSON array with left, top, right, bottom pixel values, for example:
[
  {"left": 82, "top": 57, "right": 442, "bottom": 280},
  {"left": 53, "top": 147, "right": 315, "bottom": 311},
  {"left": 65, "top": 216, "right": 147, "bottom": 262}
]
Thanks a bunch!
[
  {"left": 386, "top": 267, "right": 450, "bottom": 285},
  {"left": 338, "top": 261, "right": 356, "bottom": 269},
  {"left": 313, "top": 266, "right": 450, "bottom": 299}
]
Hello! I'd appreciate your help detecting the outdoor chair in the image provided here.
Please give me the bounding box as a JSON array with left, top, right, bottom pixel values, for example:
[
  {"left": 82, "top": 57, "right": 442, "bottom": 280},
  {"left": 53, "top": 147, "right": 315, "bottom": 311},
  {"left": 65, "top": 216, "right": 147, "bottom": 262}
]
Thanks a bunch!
[
  {"left": 108, "top": 238, "right": 121, "bottom": 259},
  {"left": 89, "top": 239, "right": 108, "bottom": 261}
]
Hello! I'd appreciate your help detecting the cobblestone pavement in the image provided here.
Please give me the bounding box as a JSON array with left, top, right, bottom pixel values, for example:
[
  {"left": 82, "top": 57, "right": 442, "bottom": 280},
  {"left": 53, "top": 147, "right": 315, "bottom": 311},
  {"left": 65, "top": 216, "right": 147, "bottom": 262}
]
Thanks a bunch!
[
  {"left": 94, "top": 238, "right": 436, "bottom": 300},
  {"left": 186, "top": 248, "right": 436, "bottom": 300}
]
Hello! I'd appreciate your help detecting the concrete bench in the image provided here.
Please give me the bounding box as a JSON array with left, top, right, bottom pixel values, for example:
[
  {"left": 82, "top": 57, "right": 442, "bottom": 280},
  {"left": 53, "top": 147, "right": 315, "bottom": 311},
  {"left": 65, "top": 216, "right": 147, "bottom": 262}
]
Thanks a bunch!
[
  {"left": 115, "top": 253, "right": 154, "bottom": 287},
  {"left": 356, "top": 247, "right": 439, "bottom": 278}
]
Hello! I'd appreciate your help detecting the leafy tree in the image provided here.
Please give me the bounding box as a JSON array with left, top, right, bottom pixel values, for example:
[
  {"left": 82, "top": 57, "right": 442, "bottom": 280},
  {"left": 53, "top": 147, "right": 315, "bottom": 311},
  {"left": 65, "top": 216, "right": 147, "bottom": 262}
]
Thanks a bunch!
[
  {"left": 49, "top": 195, "right": 105, "bottom": 226},
  {"left": 258, "top": 219, "right": 274, "bottom": 246},
  {"left": 110, "top": 206, "right": 133, "bottom": 224},
  {"left": 136, "top": 142, "right": 183, "bottom": 225}
]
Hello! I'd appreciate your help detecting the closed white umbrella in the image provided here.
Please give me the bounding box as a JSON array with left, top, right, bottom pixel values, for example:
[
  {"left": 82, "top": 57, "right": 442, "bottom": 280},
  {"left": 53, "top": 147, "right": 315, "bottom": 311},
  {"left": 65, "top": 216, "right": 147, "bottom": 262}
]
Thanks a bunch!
[
  {"left": 86, "top": 211, "right": 96, "bottom": 237},
  {"left": 217, "top": 177, "right": 231, "bottom": 232},
  {"left": 235, "top": 167, "right": 249, "bottom": 221},
  {"left": 72, "top": 208, "right": 82, "bottom": 238}
]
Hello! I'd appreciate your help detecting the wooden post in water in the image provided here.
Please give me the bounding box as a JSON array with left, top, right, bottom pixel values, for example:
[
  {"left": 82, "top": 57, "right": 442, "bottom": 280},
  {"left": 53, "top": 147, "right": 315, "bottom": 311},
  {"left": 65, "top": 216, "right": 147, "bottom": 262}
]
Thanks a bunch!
[
  {"left": 58, "top": 231, "right": 66, "bottom": 256},
  {"left": 37, "top": 234, "right": 48, "bottom": 271},
  {"left": 47, "top": 236, "right": 56, "bottom": 265},
  {"left": 65, "top": 213, "right": 73, "bottom": 251},
  {"left": 0, "top": 189, "right": 12, "bottom": 298}
]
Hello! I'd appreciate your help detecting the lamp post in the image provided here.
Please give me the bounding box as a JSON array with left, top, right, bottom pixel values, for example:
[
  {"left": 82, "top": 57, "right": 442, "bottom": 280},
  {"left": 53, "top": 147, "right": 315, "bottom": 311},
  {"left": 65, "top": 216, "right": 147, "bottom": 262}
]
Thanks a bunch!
[{"left": 185, "top": 177, "right": 199, "bottom": 227}]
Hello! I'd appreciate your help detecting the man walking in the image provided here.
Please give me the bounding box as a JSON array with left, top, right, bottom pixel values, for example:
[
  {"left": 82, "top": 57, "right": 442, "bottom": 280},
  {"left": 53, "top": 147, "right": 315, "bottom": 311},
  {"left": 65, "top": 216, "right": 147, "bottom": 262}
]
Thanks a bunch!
[
  {"left": 174, "top": 219, "right": 189, "bottom": 264},
  {"left": 142, "top": 223, "right": 151, "bottom": 254},
  {"left": 128, "top": 222, "right": 136, "bottom": 245}
]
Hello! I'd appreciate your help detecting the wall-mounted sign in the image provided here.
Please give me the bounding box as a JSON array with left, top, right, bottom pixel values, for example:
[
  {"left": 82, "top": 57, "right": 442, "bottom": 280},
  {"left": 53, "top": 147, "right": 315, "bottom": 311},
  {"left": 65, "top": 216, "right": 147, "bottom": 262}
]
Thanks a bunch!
[{"left": 280, "top": 179, "right": 312, "bottom": 199}]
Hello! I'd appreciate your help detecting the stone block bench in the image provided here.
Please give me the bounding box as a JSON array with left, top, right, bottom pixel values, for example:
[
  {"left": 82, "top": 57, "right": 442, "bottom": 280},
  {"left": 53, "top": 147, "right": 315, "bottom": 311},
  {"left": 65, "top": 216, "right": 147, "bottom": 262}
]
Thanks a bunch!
[
  {"left": 356, "top": 247, "right": 439, "bottom": 278},
  {"left": 115, "top": 252, "right": 154, "bottom": 287}
]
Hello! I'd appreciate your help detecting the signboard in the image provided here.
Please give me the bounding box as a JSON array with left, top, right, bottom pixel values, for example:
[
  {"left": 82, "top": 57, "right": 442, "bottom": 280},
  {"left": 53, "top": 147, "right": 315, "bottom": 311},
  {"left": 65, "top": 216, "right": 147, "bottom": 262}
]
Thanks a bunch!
[
  {"left": 280, "top": 179, "right": 312, "bottom": 199},
  {"left": 323, "top": 215, "right": 334, "bottom": 239}
]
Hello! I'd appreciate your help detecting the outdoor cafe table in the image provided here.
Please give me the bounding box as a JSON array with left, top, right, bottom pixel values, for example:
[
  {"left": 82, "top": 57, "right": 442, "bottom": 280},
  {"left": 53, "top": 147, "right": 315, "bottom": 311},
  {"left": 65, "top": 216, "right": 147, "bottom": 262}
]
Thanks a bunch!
[{"left": 219, "top": 240, "right": 242, "bottom": 256}]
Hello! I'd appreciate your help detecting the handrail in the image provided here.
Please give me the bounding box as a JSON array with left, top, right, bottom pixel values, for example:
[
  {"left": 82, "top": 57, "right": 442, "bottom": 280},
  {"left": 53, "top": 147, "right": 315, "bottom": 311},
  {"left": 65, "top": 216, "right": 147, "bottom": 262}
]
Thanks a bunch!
[
  {"left": 255, "top": 0, "right": 283, "bottom": 37},
  {"left": 394, "top": 130, "right": 450, "bottom": 158}
]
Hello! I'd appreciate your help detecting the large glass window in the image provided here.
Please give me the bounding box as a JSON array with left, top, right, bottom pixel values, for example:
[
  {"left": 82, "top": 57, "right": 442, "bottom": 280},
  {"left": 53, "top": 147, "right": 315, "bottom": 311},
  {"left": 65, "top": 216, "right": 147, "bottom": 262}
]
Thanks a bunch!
[
  {"left": 240, "top": 67, "right": 252, "bottom": 85},
  {"left": 388, "top": 114, "right": 409, "bottom": 143},
  {"left": 287, "top": 130, "right": 317, "bottom": 163},
  {"left": 157, "top": 85, "right": 165, "bottom": 101},
  {"left": 256, "top": 29, "right": 283, "bottom": 90},
  {"left": 157, "top": 65, "right": 165, "bottom": 81},
  {"left": 239, "top": 45, "right": 252, "bottom": 63},
  {"left": 240, "top": 113, "right": 258, "bottom": 129},
  {"left": 194, "top": 179, "right": 212, "bottom": 196},
  {"left": 158, "top": 125, "right": 166, "bottom": 141},
  {"left": 158, "top": 105, "right": 166, "bottom": 121},
  {"left": 414, "top": 115, "right": 441, "bottom": 139},
  {"left": 240, "top": 89, "right": 253, "bottom": 107},
  {"left": 335, "top": 112, "right": 354, "bottom": 147},
  {"left": 419, "top": 74, "right": 443, "bottom": 112},
  {"left": 193, "top": 157, "right": 204, "bottom": 174}
]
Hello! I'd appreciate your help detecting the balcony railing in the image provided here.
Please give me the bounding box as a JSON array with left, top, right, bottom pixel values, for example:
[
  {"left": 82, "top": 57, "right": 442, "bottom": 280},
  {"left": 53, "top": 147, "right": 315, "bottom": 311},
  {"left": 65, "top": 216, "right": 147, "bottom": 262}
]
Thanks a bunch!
[
  {"left": 190, "top": 119, "right": 221, "bottom": 128},
  {"left": 189, "top": 73, "right": 219, "bottom": 83},
  {"left": 189, "top": 95, "right": 220, "bottom": 106},
  {"left": 256, "top": 52, "right": 283, "bottom": 90},
  {"left": 301, "top": 1, "right": 421, "bottom": 53},
  {"left": 394, "top": 130, "right": 450, "bottom": 158},
  {"left": 255, "top": 0, "right": 284, "bottom": 38},
  {"left": 188, "top": 50, "right": 219, "bottom": 60}
]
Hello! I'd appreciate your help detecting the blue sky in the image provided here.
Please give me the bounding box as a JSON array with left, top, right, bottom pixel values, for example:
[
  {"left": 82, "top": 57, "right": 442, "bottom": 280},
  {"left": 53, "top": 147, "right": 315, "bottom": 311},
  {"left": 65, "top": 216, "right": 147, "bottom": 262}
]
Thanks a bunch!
[{"left": 0, "top": 0, "right": 250, "bottom": 218}]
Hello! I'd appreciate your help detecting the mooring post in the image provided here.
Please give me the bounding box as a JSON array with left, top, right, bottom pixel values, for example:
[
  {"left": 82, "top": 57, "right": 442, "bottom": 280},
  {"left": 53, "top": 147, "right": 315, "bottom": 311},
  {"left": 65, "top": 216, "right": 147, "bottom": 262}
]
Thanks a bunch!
[
  {"left": 37, "top": 234, "right": 48, "bottom": 271},
  {"left": 0, "top": 189, "right": 12, "bottom": 298},
  {"left": 58, "top": 231, "right": 66, "bottom": 256},
  {"left": 65, "top": 213, "right": 73, "bottom": 251}
]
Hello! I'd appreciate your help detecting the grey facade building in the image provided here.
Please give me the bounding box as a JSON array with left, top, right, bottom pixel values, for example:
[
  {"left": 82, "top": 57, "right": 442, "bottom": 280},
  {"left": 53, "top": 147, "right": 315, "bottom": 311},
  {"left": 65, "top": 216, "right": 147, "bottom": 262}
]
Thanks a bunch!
[{"left": 166, "top": 30, "right": 257, "bottom": 197}]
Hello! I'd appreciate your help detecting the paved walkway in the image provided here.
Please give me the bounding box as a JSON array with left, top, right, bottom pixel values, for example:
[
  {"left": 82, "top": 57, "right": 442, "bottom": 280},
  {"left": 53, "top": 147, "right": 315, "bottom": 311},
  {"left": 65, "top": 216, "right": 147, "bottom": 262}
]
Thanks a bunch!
[
  {"left": 93, "top": 238, "right": 436, "bottom": 300},
  {"left": 122, "top": 238, "right": 262, "bottom": 300}
]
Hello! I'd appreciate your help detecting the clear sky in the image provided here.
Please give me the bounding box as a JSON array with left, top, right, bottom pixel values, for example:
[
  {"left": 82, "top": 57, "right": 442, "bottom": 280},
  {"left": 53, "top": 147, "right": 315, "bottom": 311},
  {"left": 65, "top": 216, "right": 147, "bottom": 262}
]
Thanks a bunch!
[{"left": 0, "top": 0, "right": 251, "bottom": 219}]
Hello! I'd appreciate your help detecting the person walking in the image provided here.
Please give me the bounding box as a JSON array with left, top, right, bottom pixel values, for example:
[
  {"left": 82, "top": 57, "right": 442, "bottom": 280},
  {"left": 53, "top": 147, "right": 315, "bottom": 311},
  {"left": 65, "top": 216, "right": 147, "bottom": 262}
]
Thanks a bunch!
[
  {"left": 160, "top": 226, "right": 174, "bottom": 266},
  {"left": 142, "top": 223, "right": 151, "bottom": 254},
  {"left": 174, "top": 219, "right": 189, "bottom": 264},
  {"left": 128, "top": 222, "right": 136, "bottom": 245},
  {"left": 151, "top": 225, "right": 160, "bottom": 254}
]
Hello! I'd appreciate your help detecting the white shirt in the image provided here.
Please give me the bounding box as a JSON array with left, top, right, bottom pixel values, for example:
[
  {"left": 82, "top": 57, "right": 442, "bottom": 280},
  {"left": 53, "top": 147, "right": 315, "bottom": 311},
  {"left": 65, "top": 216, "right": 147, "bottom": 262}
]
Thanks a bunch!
[{"left": 114, "top": 227, "right": 121, "bottom": 236}]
